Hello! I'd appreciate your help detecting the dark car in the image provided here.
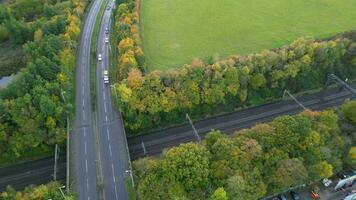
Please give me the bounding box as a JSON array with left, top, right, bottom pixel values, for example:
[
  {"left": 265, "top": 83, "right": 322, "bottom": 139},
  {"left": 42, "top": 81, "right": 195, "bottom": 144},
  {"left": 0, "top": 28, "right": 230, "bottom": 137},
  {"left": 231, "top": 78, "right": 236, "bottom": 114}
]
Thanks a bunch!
[{"left": 290, "top": 191, "right": 301, "bottom": 200}]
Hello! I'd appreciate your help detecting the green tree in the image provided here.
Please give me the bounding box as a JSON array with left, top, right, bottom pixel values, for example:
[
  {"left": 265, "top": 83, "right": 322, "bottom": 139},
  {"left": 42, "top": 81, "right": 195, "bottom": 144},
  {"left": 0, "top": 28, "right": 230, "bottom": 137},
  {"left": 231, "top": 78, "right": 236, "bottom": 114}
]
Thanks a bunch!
[
  {"left": 270, "top": 158, "right": 308, "bottom": 193},
  {"left": 161, "top": 142, "right": 210, "bottom": 191},
  {"left": 209, "top": 187, "right": 228, "bottom": 200}
]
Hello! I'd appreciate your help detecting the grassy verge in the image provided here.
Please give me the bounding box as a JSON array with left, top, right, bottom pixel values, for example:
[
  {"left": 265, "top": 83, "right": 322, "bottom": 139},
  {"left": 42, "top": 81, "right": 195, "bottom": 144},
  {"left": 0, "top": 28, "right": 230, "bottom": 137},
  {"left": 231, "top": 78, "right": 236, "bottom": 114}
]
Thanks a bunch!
[{"left": 125, "top": 178, "right": 136, "bottom": 200}]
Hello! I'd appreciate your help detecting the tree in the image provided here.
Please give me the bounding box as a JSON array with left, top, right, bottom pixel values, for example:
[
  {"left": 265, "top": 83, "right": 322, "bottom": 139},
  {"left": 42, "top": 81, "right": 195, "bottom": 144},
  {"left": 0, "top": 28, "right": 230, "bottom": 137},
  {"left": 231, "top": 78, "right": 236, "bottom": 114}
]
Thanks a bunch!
[
  {"left": 270, "top": 158, "right": 308, "bottom": 193},
  {"left": 161, "top": 143, "right": 210, "bottom": 191},
  {"left": 341, "top": 100, "right": 356, "bottom": 124},
  {"left": 347, "top": 147, "right": 356, "bottom": 168},
  {"left": 137, "top": 173, "right": 187, "bottom": 200},
  {"left": 209, "top": 187, "right": 228, "bottom": 200},
  {"left": 226, "top": 169, "right": 266, "bottom": 200}
]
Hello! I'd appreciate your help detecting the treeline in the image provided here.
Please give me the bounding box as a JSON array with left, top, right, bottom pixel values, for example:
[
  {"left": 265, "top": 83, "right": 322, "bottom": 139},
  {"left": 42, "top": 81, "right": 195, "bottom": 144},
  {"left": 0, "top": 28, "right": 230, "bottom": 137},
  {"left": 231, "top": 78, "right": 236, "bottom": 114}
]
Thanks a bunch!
[
  {"left": 0, "top": 181, "right": 73, "bottom": 200},
  {"left": 113, "top": 32, "right": 356, "bottom": 134},
  {"left": 113, "top": 0, "right": 144, "bottom": 80},
  {"left": 133, "top": 101, "right": 356, "bottom": 200},
  {"left": 0, "top": 0, "right": 90, "bottom": 165}
]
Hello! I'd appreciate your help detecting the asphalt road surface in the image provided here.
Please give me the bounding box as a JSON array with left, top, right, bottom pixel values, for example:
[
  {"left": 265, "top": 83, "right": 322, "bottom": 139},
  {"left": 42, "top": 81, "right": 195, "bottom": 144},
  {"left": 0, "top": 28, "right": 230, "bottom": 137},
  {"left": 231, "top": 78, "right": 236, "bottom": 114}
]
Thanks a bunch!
[
  {"left": 72, "top": 0, "right": 104, "bottom": 199},
  {"left": 0, "top": 155, "right": 66, "bottom": 192},
  {"left": 128, "top": 86, "right": 355, "bottom": 160},
  {"left": 95, "top": 1, "right": 130, "bottom": 199}
]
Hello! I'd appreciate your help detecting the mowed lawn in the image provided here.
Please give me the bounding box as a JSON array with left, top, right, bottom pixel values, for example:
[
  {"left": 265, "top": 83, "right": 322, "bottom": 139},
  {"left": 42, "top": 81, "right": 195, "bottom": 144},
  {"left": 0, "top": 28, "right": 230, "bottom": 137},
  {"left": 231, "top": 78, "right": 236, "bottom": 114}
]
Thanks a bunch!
[{"left": 141, "top": 0, "right": 356, "bottom": 71}]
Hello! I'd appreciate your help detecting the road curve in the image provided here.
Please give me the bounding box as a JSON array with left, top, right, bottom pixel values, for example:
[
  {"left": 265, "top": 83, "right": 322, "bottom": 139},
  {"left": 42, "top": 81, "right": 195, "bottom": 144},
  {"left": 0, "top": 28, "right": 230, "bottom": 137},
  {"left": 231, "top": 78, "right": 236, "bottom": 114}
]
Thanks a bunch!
[
  {"left": 95, "top": 1, "right": 130, "bottom": 199},
  {"left": 128, "top": 86, "right": 355, "bottom": 159},
  {"left": 72, "top": 0, "right": 104, "bottom": 199}
]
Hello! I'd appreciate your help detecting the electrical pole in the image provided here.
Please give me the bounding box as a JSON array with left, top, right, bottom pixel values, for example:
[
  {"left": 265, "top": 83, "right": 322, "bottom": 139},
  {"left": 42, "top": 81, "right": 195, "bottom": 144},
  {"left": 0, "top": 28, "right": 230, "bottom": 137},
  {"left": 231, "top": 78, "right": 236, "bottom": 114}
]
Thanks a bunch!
[
  {"left": 283, "top": 89, "right": 307, "bottom": 110},
  {"left": 186, "top": 113, "right": 201, "bottom": 142},
  {"left": 66, "top": 117, "right": 69, "bottom": 193},
  {"left": 59, "top": 185, "right": 66, "bottom": 199},
  {"left": 54, "top": 144, "right": 59, "bottom": 181},
  {"left": 141, "top": 141, "right": 147, "bottom": 156}
]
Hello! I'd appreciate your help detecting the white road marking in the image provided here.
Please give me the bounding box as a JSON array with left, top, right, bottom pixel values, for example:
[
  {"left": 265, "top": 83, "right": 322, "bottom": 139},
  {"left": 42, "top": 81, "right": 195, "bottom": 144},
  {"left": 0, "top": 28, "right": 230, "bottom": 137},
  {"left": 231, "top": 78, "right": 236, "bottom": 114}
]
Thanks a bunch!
[
  {"left": 84, "top": 141, "right": 87, "bottom": 155},
  {"left": 82, "top": 110, "right": 85, "bottom": 120},
  {"left": 105, "top": 115, "right": 108, "bottom": 122},
  {"left": 109, "top": 144, "right": 112, "bottom": 157},
  {"left": 114, "top": 186, "right": 118, "bottom": 200},
  {"left": 82, "top": 99, "right": 85, "bottom": 107},
  {"left": 88, "top": 197, "right": 90, "bottom": 200},
  {"left": 112, "top": 164, "right": 115, "bottom": 183},
  {"left": 85, "top": 160, "right": 88, "bottom": 173},
  {"left": 84, "top": 128, "right": 86, "bottom": 137},
  {"left": 107, "top": 131, "right": 110, "bottom": 140},
  {"left": 103, "top": 92, "right": 106, "bottom": 100},
  {"left": 86, "top": 177, "right": 89, "bottom": 191},
  {"left": 104, "top": 102, "right": 107, "bottom": 113}
]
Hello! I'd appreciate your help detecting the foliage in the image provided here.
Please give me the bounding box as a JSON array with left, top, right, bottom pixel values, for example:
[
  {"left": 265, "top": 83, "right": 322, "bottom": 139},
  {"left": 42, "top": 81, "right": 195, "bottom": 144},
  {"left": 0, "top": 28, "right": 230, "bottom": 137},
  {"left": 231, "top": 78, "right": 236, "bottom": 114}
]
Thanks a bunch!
[
  {"left": 113, "top": 32, "right": 356, "bottom": 134},
  {"left": 0, "top": 0, "right": 90, "bottom": 165},
  {"left": 133, "top": 106, "right": 355, "bottom": 199},
  {"left": 0, "top": 181, "right": 74, "bottom": 200},
  {"left": 209, "top": 187, "right": 228, "bottom": 200},
  {"left": 113, "top": 0, "right": 144, "bottom": 80},
  {"left": 341, "top": 100, "right": 356, "bottom": 124}
]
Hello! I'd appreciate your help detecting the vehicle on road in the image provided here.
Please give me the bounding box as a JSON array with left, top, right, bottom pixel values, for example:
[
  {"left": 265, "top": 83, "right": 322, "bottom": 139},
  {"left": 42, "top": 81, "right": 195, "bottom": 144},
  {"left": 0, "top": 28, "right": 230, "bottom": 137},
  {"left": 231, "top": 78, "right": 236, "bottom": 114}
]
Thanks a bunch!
[
  {"left": 106, "top": 5, "right": 110, "bottom": 10},
  {"left": 290, "top": 191, "right": 301, "bottom": 200},
  {"left": 98, "top": 53, "right": 102, "bottom": 61},
  {"left": 103, "top": 70, "right": 109, "bottom": 84},
  {"left": 105, "top": 27, "right": 109, "bottom": 34},
  {"left": 105, "top": 37, "right": 109, "bottom": 44}
]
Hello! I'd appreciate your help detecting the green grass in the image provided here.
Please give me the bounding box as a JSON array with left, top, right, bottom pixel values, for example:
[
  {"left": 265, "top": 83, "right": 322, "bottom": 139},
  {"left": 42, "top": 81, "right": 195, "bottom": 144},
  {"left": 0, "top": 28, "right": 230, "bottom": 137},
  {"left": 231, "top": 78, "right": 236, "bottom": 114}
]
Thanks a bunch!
[{"left": 141, "top": 0, "right": 356, "bottom": 71}]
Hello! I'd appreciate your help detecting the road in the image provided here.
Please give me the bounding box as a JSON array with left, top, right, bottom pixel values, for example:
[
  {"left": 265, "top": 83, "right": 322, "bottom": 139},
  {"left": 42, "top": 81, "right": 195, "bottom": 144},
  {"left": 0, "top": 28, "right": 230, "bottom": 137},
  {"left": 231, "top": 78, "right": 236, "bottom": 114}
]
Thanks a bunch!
[
  {"left": 72, "top": 0, "right": 104, "bottom": 199},
  {"left": 0, "top": 156, "right": 66, "bottom": 192},
  {"left": 128, "top": 86, "right": 355, "bottom": 159},
  {"left": 95, "top": 1, "right": 130, "bottom": 199}
]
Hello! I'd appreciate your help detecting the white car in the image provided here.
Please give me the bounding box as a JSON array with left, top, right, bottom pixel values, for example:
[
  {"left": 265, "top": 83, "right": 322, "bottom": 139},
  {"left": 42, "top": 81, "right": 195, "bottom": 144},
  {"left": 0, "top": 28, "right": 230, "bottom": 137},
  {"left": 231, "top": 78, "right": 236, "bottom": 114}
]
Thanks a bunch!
[
  {"left": 103, "top": 70, "right": 109, "bottom": 84},
  {"left": 104, "top": 37, "right": 109, "bottom": 44},
  {"left": 98, "top": 54, "right": 102, "bottom": 61}
]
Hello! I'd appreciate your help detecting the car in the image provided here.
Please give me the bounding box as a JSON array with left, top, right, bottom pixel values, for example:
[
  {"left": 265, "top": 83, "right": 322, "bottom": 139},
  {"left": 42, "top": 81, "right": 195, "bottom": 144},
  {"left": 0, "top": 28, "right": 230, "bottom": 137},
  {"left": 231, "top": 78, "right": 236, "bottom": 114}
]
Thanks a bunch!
[
  {"left": 98, "top": 54, "right": 102, "bottom": 61},
  {"left": 290, "top": 191, "right": 301, "bottom": 200},
  {"left": 103, "top": 70, "right": 109, "bottom": 84},
  {"left": 105, "top": 27, "right": 109, "bottom": 34},
  {"left": 104, "top": 37, "right": 109, "bottom": 44},
  {"left": 106, "top": 6, "right": 110, "bottom": 10}
]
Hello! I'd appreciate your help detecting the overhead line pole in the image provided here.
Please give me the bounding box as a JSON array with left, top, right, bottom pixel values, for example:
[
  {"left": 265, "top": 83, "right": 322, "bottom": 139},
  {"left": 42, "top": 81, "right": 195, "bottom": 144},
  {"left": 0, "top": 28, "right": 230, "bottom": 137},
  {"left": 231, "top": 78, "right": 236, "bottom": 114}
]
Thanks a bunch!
[
  {"left": 283, "top": 89, "right": 307, "bottom": 110},
  {"left": 186, "top": 113, "right": 201, "bottom": 142},
  {"left": 54, "top": 144, "right": 59, "bottom": 181},
  {"left": 326, "top": 74, "right": 356, "bottom": 96}
]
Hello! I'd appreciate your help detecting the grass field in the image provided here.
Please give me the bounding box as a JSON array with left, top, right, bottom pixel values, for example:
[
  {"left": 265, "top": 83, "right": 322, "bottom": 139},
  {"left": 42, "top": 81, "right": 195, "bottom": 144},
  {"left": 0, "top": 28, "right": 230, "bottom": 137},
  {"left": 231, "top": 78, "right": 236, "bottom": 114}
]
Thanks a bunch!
[{"left": 141, "top": 0, "right": 356, "bottom": 71}]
